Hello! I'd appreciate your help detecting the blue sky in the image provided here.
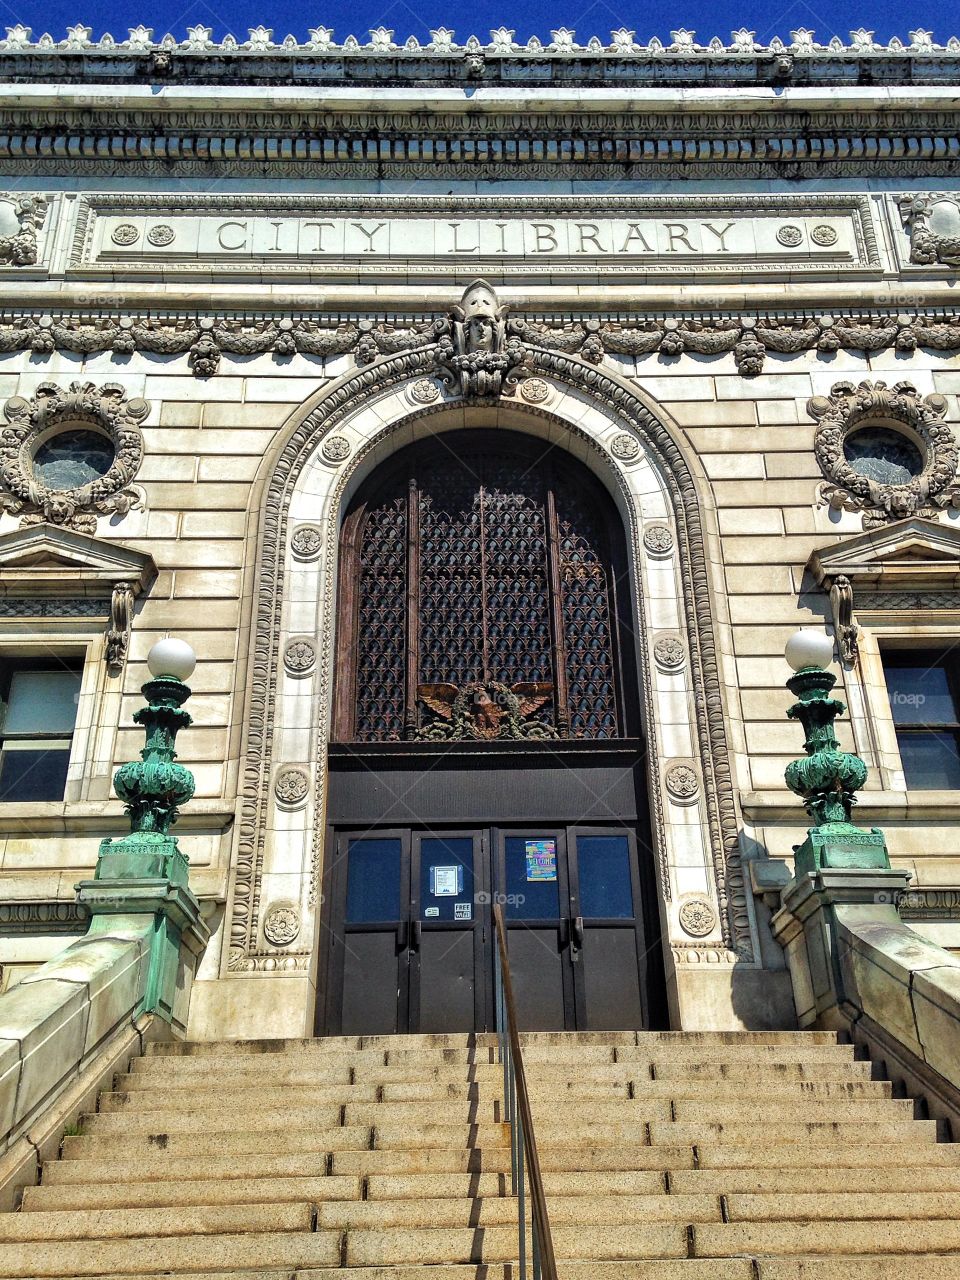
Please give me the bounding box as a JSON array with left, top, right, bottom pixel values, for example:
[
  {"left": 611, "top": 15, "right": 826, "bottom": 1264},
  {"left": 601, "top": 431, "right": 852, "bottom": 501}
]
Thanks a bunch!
[{"left": 0, "top": 0, "right": 949, "bottom": 46}]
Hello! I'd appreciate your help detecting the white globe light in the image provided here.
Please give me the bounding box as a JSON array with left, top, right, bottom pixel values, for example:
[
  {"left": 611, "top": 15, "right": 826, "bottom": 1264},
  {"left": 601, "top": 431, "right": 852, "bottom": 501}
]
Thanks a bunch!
[
  {"left": 147, "top": 637, "right": 197, "bottom": 682},
  {"left": 785, "top": 629, "right": 834, "bottom": 673}
]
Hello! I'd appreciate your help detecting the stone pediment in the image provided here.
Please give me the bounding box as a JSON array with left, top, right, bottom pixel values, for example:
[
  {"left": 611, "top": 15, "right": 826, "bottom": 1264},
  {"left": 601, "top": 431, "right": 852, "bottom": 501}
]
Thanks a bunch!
[
  {"left": 809, "top": 518, "right": 960, "bottom": 592},
  {"left": 807, "top": 517, "right": 960, "bottom": 662},
  {"left": 0, "top": 525, "right": 156, "bottom": 667},
  {"left": 0, "top": 524, "right": 156, "bottom": 597}
]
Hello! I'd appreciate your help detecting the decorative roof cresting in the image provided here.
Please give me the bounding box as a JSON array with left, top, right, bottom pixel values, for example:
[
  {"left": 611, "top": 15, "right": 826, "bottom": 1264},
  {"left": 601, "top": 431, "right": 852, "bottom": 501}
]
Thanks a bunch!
[{"left": 0, "top": 25, "right": 958, "bottom": 57}]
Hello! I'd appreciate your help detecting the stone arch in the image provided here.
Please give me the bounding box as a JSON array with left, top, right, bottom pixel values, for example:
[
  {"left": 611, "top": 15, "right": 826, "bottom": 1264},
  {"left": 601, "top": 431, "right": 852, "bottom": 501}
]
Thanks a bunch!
[{"left": 224, "top": 343, "right": 753, "bottom": 1003}]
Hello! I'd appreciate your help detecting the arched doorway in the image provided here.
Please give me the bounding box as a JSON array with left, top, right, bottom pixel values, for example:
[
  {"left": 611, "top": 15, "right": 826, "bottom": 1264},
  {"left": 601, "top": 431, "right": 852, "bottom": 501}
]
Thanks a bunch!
[{"left": 318, "top": 429, "right": 668, "bottom": 1035}]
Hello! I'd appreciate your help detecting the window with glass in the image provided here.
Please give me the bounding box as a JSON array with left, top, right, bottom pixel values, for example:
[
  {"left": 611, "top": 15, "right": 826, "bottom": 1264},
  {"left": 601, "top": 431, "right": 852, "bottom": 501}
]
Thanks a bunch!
[
  {"left": 0, "top": 660, "right": 83, "bottom": 801},
  {"left": 882, "top": 648, "right": 960, "bottom": 790}
]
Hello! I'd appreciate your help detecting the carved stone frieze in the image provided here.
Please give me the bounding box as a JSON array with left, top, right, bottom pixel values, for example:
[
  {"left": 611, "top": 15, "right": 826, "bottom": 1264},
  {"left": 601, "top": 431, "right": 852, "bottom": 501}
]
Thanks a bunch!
[
  {"left": 0, "top": 194, "right": 46, "bottom": 266},
  {"left": 0, "top": 381, "right": 147, "bottom": 533},
  {"left": 808, "top": 380, "right": 959, "bottom": 528},
  {"left": 1, "top": 309, "right": 960, "bottom": 379},
  {"left": 898, "top": 193, "right": 960, "bottom": 267}
]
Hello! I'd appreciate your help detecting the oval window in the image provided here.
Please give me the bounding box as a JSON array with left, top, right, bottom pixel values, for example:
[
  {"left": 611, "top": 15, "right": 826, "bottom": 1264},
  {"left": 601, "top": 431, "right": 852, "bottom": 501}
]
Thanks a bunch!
[
  {"left": 843, "top": 427, "right": 924, "bottom": 486},
  {"left": 32, "top": 430, "right": 115, "bottom": 491}
]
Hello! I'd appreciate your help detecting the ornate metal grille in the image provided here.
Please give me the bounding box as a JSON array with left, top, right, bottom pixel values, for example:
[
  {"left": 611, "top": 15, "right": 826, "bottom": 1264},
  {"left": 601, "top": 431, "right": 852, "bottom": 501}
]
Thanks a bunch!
[{"left": 341, "top": 436, "right": 624, "bottom": 743}]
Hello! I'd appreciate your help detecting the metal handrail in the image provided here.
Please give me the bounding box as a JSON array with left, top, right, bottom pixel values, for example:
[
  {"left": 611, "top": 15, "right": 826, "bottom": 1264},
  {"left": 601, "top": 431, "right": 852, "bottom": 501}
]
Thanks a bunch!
[{"left": 492, "top": 902, "right": 559, "bottom": 1280}]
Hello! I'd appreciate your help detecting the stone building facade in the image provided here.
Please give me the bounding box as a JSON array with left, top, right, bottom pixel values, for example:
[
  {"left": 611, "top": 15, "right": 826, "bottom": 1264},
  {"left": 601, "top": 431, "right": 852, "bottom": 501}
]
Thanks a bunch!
[{"left": 0, "top": 26, "right": 959, "bottom": 1040}]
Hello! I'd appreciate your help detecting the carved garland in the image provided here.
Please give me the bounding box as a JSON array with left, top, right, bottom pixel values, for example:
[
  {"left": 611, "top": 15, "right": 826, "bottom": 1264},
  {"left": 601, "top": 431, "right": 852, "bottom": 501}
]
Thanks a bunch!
[
  {"left": 898, "top": 194, "right": 960, "bottom": 267},
  {"left": 809, "top": 379, "right": 959, "bottom": 528},
  {"left": 0, "top": 381, "right": 147, "bottom": 534},
  {"left": 2, "top": 310, "right": 960, "bottom": 379},
  {"left": 228, "top": 302, "right": 751, "bottom": 970},
  {"left": 0, "top": 194, "right": 46, "bottom": 266}
]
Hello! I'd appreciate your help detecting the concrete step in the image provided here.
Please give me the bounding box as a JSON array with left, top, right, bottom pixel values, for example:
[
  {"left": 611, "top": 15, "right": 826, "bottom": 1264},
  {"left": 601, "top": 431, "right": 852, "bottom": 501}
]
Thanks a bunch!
[
  {"left": 344, "top": 1222, "right": 690, "bottom": 1265},
  {"left": 726, "top": 1192, "right": 960, "bottom": 1221},
  {"left": 311, "top": 1193, "right": 723, "bottom": 1229},
  {"left": 22, "top": 1177, "right": 360, "bottom": 1212},
  {"left": 671, "top": 1167, "right": 960, "bottom": 1194},
  {"left": 47, "top": 1143, "right": 701, "bottom": 1183},
  {"left": 648, "top": 1119, "right": 935, "bottom": 1145},
  {"left": 0, "top": 1202, "right": 314, "bottom": 1242},
  {"left": 134, "top": 1043, "right": 858, "bottom": 1070},
  {"left": 126, "top": 1057, "right": 875, "bottom": 1086},
  {"left": 692, "top": 1220, "right": 960, "bottom": 1257},
  {"left": 23, "top": 1169, "right": 663, "bottom": 1212},
  {"left": 695, "top": 1142, "right": 960, "bottom": 1168},
  {"left": 0, "top": 1232, "right": 341, "bottom": 1278},
  {"left": 144, "top": 1031, "right": 840, "bottom": 1057},
  {"left": 15, "top": 1265, "right": 759, "bottom": 1280},
  {"left": 114, "top": 1073, "right": 891, "bottom": 1102}
]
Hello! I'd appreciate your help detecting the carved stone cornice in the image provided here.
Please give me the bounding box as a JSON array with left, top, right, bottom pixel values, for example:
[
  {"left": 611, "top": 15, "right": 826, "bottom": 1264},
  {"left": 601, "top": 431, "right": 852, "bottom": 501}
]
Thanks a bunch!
[{"left": 2, "top": 309, "right": 959, "bottom": 379}]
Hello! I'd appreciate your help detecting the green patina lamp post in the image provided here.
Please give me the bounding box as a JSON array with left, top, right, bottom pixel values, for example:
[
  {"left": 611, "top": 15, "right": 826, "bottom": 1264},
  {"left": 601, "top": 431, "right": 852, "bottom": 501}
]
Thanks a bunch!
[
  {"left": 783, "top": 629, "right": 891, "bottom": 875},
  {"left": 77, "top": 637, "right": 208, "bottom": 1024}
]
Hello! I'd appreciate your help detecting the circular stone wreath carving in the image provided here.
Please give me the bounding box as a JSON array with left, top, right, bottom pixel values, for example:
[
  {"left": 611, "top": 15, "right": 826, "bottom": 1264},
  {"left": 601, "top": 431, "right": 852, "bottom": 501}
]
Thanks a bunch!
[
  {"left": 111, "top": 223, "right": 139, "bottom": 245},
  {"left": 291, "top": 524, "right": 323, "bottom": 559},
  {"left": 812, "top": 224, "right": 839, "bottom": 247},
  {"left": 776, "top": 225, "right": 803, "bottom": 247},
  {"left": 519, "top": 377, "right": 551, "bottom": 405},
  {"left": 665, "top": 763, "right": 699, "bottom": 799},
  {"left": 643, "top": 524, "right": 674, "bottom": 554},
  {"left": 321, "top": 435, "right": 351, "bottom": 463},
  {"left": 654, "top": 637, "right": 685, "bottom": 669},
  {"left": 408, "top": 378, "right": 441, "bottom": 405},
  {"left": 808, "top": 380, "right": 959, "bottom": 528},
  {"left": 274, "top": 768, "right": 310, "bottom": 806},
  {"left": 283, "top": 638, "right": 317, "bottom": 674},
  {"left": 678, "top": 897, "right": 716, "bottom": 938},
  {"left": 610, "top": 432, "right": 641, "bottom": 460},
  {"left": 0, "top": 381, "right": 147, "bottom": 533},
  {"left": 146, "top": 224, "right": 175, "bottom": 247},
  {"left": 263, "top": 903, "right": 301, "bottom": 947}
]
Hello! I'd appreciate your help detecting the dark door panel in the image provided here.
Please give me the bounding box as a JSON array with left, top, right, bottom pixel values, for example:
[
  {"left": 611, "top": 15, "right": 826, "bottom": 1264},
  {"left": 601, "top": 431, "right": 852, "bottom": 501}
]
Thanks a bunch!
[
  {"left": 341, "top": 930, "right": 405, "bottom": 1035},
  {"left": 581, "top": 929, "right": 646, "bottom": 1030},
  {"left": 416, "top": 929, "right": 478, "bottom": 1032},
  {"left": 412, "top": 832, "right": 487, "bottom": 1033},
  {"left": 502, "top": 927, "right": 569, "bottom": 1031}
]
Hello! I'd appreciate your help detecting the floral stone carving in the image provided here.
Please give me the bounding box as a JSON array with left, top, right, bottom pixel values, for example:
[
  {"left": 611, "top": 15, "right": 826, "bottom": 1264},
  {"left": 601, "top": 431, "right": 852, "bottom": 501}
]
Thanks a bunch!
[
  {"left": 263, "top": 903, "right": 301, "bottom": 946},
  {"left": 274, "top": 767, "right": 309, "bottom": 805},
  {"left": 291, "top": 525, "right": 323, "bottom": 559},
  {"left": 283, "top": 638, "right": 317, "bottom": 673},
  {"left": 643, "top": 524, "right": 674, "bottom": 554},
  {"left": 0, "top": 381, "right": 147, "bottom": 533},
  {"left": 678, "top": 897, "right": 716, "bottom": 937},
  {"left": 654, "top": 637, "right": 685, "bottom": 669},
  {"left": 809, "top": 380, "right": 959, "bottom": 528},
  {"left": 665, "top": 763, "right": 699, "bottom": 799}
]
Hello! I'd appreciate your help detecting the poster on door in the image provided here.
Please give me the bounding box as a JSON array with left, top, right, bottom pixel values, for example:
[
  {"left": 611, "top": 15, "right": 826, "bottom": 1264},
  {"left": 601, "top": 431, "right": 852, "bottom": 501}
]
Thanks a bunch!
[{"left": 525, "top": 839, "right": 558, "bottom": 881}]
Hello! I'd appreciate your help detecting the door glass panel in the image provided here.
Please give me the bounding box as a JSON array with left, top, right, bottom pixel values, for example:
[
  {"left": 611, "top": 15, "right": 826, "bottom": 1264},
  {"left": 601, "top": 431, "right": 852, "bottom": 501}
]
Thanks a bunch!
[
  {"left": 346, "top": 837, "right": 402, "bottom": 922},
  {"left": 577, "top": 835, "right": 634, "bottom": 918},
  {"left": 504, "top": 835, "right": 560, "bottom": 919},
  {"left": 420, "top": 837, "right": 475, "bottom": 922}
]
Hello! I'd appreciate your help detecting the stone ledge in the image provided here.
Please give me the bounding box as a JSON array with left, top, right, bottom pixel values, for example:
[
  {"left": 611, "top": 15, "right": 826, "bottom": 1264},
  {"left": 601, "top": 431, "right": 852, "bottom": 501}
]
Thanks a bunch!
[
  {"left": 0, "top": 800, "right": 235, "bottom": 836},
  {"left": 743, "top": 790, "right": 960, "bottom": 823}
]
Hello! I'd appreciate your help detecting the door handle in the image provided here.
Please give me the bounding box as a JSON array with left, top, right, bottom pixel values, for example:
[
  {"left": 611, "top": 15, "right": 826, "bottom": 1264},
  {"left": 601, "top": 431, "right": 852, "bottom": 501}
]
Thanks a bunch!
[
  {"left": 396, "top": 920, "right": 408, "bottom": 949},
  {"left": 571, "top": 916, "right": 584, "bottom": 949},
  {"left": 411, "top": 921, "right": 422, "bottom": 952}
]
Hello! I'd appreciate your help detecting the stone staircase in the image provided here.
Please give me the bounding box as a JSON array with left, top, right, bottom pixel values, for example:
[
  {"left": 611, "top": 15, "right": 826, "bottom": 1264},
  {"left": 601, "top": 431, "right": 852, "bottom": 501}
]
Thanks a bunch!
[{"left": 3, "top": 1030, "right": 960, "bottom": 1279}]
